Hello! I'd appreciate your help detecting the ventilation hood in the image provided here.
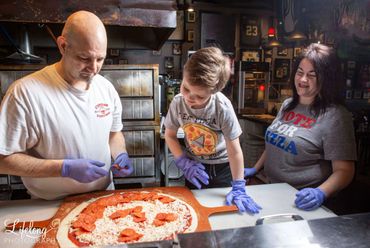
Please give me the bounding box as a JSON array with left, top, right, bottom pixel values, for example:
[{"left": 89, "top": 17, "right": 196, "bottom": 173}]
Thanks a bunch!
[{"left": 0, "top": 0, "right": 177, "bottom": 50}]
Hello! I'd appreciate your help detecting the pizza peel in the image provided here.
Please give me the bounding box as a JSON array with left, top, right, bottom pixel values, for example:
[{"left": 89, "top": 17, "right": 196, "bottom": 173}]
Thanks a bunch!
[{"left": 5, "top": 186, "right": 237, "bottom": 247}]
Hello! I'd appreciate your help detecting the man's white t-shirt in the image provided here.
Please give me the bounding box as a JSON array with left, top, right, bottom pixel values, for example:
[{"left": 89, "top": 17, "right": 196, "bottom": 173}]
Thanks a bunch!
[{"left": 0, "top": 64, "right": 123, "bottom": 200}]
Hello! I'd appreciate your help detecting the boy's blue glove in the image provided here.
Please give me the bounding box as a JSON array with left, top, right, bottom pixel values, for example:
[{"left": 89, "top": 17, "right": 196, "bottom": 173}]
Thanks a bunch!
[
  {"left": 111, "top": 152, "right": 134, "bottom": 177},
  {"left": 295, "top": 188, "right": 326, "bottom": 211},
  {"left": 225, "top": 179, "right": 262, "bottom": 214},
  {"left": 174, "top": 153, "right": 209, "bottom": 189},
  {"left": 244, "top": 167, "right": 257, "bottom": 177},
  {"left": 62, "top": 159, "right": 108, "bottom": 183}
]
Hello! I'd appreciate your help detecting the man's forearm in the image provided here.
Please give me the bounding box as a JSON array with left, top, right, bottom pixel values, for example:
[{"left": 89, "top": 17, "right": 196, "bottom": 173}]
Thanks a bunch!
[
  {"left": 0, "top": 153, "right": 62, "bottom": 177},
  {"left": 109, "top": 131, "right": 127, "bottom": 160}
]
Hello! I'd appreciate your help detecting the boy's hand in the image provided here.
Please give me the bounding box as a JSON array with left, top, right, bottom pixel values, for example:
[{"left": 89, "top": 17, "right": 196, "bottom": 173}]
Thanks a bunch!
[{"left": 175, "top": 153, "right": 209, "bottom": 189}]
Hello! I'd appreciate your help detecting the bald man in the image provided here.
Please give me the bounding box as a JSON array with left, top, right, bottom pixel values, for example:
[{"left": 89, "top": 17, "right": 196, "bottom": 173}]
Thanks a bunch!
[{"left": 0, "top": 11, "right": 133, "bottom": 200}]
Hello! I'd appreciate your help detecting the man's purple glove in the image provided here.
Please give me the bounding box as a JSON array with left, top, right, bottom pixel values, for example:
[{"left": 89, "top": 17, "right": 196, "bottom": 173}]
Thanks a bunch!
[
  {"left": 244, "top": 167, "right": 257, "bottom": 178},
  {"left": 225, "top": 179, "right": 262, "bottom": 214},
  {"left": 295, "top": 187, "right": 326, "bottom": 211},
  {"left": 174, "top": 153, "right": 209, "bottom": 189},
  {"left": 62, "top": 159, "right": 108, "bottom": 183},
  {"left": 111, "top": 152, "right": 134, "bottom": 177}
]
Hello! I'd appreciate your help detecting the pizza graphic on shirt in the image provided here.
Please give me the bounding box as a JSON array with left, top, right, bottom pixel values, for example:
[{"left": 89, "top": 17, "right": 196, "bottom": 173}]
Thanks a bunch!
[
  {"left": 56, "top": 191, "right": 197, "bottom": 247},
  {"left": 183, "top": 123, "right": 218, "bottom": 156}
]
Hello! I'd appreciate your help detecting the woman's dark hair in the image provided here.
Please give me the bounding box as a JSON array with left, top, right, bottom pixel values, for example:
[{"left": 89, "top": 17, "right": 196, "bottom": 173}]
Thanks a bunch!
[{"left": 283, "top": 43, "right": 345, "bottom": 117}]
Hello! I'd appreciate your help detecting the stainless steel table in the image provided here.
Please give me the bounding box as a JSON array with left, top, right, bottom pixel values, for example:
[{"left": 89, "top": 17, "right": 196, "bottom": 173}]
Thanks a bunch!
[
  {"left": 0, "top": 183, "right": 336, "bottom": 248},
  {"left": 177, "top": 213, "right": 370, "bottom": 248}
]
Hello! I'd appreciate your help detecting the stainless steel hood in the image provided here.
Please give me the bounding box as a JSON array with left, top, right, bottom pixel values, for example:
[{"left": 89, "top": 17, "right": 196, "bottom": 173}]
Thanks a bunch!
[{"left": 0, "top": 0, "right": 177, "bottom": 50}]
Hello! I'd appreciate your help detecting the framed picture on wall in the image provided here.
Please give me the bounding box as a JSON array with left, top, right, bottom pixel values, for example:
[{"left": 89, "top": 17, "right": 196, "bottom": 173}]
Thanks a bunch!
[
  {"left": 164, "top": 57, "right": 174, "bottom": 69},
  {"left": 187, "top": 30, "right": 194, "bottom": 42},
  {"left": 172, "top": 43, "right": 182, "bottom": 55},
  {"left": 265, "top": 49, "right": 273, "bottom": 56},
  {"left": 274, "top": 58, "right": 290, "bottom": 82},
  {"left": 240, "top": 15, "right": 261, "bottom": 46},
  {"left": 358, "top": 63, "right": 370, "bottom": 88},
  {"left": 110, "top": 49, "right": 120, "bottom": 57},
  {"left": 277, "top": 47, "right": 288, "bottom": 57},
  {"left": 345, "top": 90, "right": 353, "bottom": 99},
  {"left": 241, "top": 49, "right": 261, "bottom": 62},
  {"left": 363, "top": 91, "right": 370, "bottom": 99},
  {"left": 294, "top": 47, "right": 303, "bottom": 57},
  {"left": 325, "top": 34, "right": 336, "bottom": 46},
  {"left": 353, "top": 90, "right": 362, "bottom": 99},
  {"left": 187, "top": 11, "right": 195, "bottom": 23}
]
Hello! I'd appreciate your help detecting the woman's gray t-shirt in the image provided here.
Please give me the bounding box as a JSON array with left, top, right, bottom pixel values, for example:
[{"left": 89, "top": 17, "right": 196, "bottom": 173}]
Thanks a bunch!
[{"left": 264, "top": 98, "right": 357, "bottom": 189}]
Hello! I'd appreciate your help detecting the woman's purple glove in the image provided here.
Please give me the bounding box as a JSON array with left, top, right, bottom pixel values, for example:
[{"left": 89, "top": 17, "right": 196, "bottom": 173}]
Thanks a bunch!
[
  {"left": 226, "top": 179, "right": 262, "bottom": 214},
  {"left": 174, "top": 153, "right": 209, "bottom": 189},
  {"left": 62, "top": 159, "right": 108, "bottom": 183},
  {"left": 295, "top": 187, "right": 326, "bottom": 211},
  {"left": 244, "top": 167, "right": 257, "bottom": 178},
  {"left": 111, "top": 152, "right": 134, "bottom": 177}
]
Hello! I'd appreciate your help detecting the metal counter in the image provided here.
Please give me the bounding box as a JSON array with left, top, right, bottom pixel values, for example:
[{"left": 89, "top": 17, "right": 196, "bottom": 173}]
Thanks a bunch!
[
  {"left": 177, "top": 213, "right": 370, "bottom": 248},
  {"left": 0, "top": 183, "right": 336, "bottom": 248}
]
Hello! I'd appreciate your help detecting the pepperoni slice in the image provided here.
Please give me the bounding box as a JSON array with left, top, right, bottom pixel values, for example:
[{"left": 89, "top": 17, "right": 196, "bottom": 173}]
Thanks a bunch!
[
  {"left": 158, "top": 196, "right": 175, "bottom": 204},
  {"left": 165, "top": 213, "right": 177, "bottom": 221},
  {"left": 132, "top": 212, "right": 146, "bottom": 223},
  {"left": 109, "top": 209, "right": 130, "bottom": 220},
  {"left": 72, "top": 213, "right": 96, "bottom": 231},
  {"left": 131, "top": 206, "right": 143, "bottom": 213},
  {"left": 153, "top": 212, "right": 177, "bottom": 226},
  {"left": 118, "top": 228, "right": 143, "bottom": 243},
  {"left": 155, "top": 213, "right": 167, "bottom": 221},
  {"left": 153, "top": 219, "right": 165, "bottom": 227}
]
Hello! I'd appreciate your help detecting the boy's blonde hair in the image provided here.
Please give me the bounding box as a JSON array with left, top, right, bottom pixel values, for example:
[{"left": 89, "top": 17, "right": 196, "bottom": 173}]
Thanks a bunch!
[{"left": 184, "top": 47, "right": 231, "bottom": 93}]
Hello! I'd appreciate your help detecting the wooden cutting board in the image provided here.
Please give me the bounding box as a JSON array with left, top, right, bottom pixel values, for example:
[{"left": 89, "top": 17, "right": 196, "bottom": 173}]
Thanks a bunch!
[{"left": 27, "top": 186, "right": 237, "bottom": 247}]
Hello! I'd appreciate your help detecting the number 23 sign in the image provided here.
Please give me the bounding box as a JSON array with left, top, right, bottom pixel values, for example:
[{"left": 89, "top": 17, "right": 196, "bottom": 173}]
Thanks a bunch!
[{"left": 240, "top": 16, "right": 261, "bottom": 46}]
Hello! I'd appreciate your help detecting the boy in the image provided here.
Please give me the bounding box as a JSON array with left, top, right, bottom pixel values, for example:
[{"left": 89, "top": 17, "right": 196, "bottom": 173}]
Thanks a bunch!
[{"left": 164, "top": 47, "right": 261, "bottom": 214}]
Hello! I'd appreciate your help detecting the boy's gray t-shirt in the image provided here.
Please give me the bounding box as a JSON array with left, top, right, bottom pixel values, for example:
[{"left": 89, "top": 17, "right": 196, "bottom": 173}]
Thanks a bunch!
[
  {"left": 164, "top": 92, "right": 242, "bottom": 164},
  {"left": 264, "top": 98, "right": 357, "bottom": 189}
]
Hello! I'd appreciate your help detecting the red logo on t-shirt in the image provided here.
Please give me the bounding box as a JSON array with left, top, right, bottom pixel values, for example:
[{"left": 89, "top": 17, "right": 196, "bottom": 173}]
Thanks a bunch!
[{"left": 95, "top": 103, "right": 111, "bottom": 117}]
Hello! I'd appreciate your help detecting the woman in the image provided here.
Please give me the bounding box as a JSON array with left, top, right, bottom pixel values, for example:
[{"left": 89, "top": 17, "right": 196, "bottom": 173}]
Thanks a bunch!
[{"left": 245, "top": 43, "right": 357, "bottom": 211}]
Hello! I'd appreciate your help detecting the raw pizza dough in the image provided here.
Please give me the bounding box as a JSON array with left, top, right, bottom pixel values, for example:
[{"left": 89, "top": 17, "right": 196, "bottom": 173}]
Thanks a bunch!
[{"left": 57, "top": 191, "right": 198, "bottom": 247}]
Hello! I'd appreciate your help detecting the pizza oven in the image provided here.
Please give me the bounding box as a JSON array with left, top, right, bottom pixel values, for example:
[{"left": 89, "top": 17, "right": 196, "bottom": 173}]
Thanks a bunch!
[{"left": 100, "top": 65, "right": 161, "bottom": 187}]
